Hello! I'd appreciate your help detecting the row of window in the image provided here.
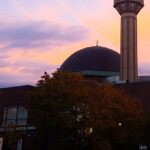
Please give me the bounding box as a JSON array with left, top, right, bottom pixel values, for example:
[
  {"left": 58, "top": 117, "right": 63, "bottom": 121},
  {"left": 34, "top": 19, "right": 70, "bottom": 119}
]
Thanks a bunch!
[{"left": 2, "top": 106, "right": 28, "bottom": 126}]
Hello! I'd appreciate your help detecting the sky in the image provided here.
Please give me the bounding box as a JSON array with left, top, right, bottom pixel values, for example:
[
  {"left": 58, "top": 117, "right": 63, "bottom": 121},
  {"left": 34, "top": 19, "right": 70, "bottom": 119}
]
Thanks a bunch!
[{"left": 0, "top": 0, "right": 150, "bottom": 87}]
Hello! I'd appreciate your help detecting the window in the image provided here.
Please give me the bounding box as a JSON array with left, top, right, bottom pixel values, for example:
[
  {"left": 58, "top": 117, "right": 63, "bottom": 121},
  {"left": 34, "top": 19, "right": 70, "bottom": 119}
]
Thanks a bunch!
[
  {"left": 122, "top": 3, "right": 125, "bottom": 7},
  {"left": 131, "top": 3, "right": 134, "bottom": 7},
  {"left": 120, "top": 3, "right": 125, "bottom": 8},
  {"left": 2, "top": 106, "right": 28, "bottom": 126}
]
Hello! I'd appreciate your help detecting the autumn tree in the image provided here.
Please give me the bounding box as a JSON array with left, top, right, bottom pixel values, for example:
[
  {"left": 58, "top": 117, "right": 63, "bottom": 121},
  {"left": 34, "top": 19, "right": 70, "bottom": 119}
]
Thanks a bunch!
[{"left": 30, "top": 71, "right": 144, "bottom": 150}]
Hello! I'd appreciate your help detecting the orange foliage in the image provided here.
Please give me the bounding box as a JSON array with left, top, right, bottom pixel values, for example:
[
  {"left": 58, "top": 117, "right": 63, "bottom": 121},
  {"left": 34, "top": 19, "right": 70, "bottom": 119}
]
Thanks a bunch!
[{"left": 31, "top": 71, "right": 144, "bottom": 149}]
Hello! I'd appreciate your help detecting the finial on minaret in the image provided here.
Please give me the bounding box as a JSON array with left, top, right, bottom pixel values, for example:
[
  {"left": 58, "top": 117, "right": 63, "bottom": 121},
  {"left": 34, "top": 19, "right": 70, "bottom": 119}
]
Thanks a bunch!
[{"left": 96, "top": 41, "right": 99, "bottom": 46}]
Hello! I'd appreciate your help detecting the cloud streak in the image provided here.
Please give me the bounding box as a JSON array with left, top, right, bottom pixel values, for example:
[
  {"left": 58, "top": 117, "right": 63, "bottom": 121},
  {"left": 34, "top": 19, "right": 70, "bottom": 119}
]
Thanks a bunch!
[
  {"left": 0, "top": 60, "right": 59, "bottom": 87},
  {"left": 0, "top": 0, "right": 149, "bottom": 87},
  {"left": 0, "top": 21, "right": 90, "bottom": 50}
]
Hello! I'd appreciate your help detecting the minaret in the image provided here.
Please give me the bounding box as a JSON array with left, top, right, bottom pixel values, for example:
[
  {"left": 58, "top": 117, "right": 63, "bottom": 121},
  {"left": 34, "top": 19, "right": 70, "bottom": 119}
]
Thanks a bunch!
[{"left": 114, "top": 0, "right": 144, "bottom": 82}]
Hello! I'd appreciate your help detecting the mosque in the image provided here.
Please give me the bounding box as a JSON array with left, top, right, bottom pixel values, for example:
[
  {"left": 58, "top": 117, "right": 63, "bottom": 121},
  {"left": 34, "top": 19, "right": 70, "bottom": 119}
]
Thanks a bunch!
[
  {"left": 60, "top": 46, "right": 120, "bottom": 83},
  {"left": 0, "top": 0, "right": 149, "bottom": 149}
]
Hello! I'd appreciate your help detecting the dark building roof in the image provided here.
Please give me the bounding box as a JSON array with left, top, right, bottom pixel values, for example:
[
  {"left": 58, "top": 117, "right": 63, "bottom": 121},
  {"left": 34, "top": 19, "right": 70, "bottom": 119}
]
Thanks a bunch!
[
  {"left": 60, "top": 46, "right": 120, "bottom": 77},
  {"left": 116, "top": 82, "right": 150, "bottom": 113},
  {"left": 1, "top": 83, "right": 150, "bottom": 116},
  {"left": 0, "top": 85, "right": 33, "bottom": 108}
]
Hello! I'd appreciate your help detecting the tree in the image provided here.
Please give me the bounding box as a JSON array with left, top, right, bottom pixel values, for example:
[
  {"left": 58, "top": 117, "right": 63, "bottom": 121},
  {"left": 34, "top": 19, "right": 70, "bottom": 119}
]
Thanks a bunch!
[
  {"left": 2, "top": 127, "right": 25, "bottom": 150},
  {"left": 30, "top": 71, "right": 144, "bottom": 150}
]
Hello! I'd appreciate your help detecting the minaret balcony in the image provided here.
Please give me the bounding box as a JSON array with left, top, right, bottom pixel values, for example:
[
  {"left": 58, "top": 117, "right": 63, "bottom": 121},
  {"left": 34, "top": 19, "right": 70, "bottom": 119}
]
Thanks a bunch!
[{"left": 114, "top": 0, "right": 144, "bottom": 15}]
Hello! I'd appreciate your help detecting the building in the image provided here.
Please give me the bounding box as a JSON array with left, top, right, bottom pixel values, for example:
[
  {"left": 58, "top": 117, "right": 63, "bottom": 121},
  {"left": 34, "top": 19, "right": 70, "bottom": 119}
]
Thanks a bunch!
[
  {"left": 0, "top": 0, "right": 150, "bottom": 149},
  {"left": 59, "top": 44, "right": 150, "bottom": 112},
  {"left": 60, "top": 46, "right": 120, "bottom": 83},
  {"left": 0, "top": 86, "right": 38, "bottom": 150},
  {"left": 0, "top": 43, "right": 150, "bottom": 149},
  {"left": 114, "top": 0, "right": 144, "bottom": 82}
]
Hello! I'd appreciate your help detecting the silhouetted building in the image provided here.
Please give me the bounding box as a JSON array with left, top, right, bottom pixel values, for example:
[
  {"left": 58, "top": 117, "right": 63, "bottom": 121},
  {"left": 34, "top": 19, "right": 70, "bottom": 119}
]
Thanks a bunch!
[
  {"left": 114, "top": 0, "right": 144, "bottom": 82},
  {"left": 60, "top": 46, "right": 120, "bottom": 83},
  {"left": 0, "top": 0, "right": 149, "bottom": 149},
  {"left": 0, "top": 86, "right": 39, "bottom": 150}
]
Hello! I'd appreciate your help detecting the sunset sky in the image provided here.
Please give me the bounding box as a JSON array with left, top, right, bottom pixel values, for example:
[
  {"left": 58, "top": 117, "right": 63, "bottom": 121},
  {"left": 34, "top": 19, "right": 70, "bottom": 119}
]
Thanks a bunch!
[{"left": 0, "top": 0, "right": 150, "bottom": 87}]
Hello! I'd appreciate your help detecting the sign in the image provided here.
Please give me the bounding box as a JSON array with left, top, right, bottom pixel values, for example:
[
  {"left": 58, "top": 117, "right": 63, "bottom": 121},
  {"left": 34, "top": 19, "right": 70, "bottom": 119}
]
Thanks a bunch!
[
  {"left": 0, "top": 137, "right": 3, "bottom": 150},
  {"left": 139, "top": 145, "right": 148, "bottom": 150}
]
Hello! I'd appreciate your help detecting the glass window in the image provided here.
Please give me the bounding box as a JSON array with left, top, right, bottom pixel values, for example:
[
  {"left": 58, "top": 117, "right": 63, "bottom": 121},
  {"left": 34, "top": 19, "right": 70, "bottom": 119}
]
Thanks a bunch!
[
  {"left": 2, "top": 109, "right": 7, "bottom": 126},
  {"left": 2, "top": 106, "right": 28, "bottom": 126},
  {"left": 17, "top": 107, "right": 28, "bottom": 125}
]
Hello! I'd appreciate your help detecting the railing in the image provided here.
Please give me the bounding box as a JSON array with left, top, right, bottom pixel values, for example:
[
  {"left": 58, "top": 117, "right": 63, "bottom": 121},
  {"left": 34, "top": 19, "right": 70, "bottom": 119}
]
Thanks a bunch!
[{"left": 0, "top": 124, "right": 36, "bottom": 132}]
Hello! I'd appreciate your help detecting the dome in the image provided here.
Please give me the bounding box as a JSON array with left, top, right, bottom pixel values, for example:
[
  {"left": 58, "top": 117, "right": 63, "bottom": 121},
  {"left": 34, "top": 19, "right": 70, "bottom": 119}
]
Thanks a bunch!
[{"left": 60, "top": 46, "right": 120, "bottom": 77}]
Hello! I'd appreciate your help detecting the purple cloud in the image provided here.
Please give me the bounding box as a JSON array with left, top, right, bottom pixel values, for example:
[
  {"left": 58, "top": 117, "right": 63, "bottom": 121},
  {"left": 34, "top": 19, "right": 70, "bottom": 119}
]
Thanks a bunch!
[
  {"left": 0, "top": 21, "right": 90, "bottom": 50},
  {"left": 139, "top": 63, "right": 150, "bottom": 75},
  {"left": 0, "top": 20, "right": 89, "bottom": 87},
  {"left": 0, "top": 61, "right": 59, "bottom": 88}
]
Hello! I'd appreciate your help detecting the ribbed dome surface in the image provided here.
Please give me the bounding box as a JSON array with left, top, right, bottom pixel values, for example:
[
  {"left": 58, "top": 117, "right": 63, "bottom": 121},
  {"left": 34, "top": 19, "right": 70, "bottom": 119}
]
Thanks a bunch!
[{"left": 60, "top": 46, "right": 120, "bottom": 73}]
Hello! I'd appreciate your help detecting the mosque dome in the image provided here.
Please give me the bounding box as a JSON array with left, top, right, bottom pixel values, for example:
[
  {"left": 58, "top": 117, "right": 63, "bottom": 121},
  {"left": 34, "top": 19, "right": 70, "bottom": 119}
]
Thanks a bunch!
[{"left": 60, "top": 46, "right": 120, "bottom": 77}]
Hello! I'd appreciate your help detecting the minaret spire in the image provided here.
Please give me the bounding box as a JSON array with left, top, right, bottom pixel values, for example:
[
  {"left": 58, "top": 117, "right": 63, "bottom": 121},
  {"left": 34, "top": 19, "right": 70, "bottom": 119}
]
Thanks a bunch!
[{"left": 114, "top": 0, "right": 144, "bottom": 82}]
